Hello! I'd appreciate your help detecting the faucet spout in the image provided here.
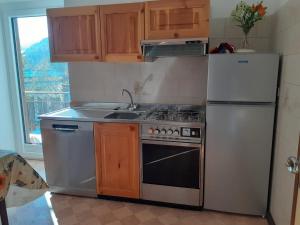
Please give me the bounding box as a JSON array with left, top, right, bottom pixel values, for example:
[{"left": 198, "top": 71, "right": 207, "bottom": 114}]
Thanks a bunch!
[{"left": 122, "top": 89, "right": 137, "bottom": 111}]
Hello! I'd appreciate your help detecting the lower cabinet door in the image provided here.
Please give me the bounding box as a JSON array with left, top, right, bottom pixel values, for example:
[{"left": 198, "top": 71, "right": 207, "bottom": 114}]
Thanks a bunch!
[{"left": 94, "top": 123, "right": 140, "bottom": 198}]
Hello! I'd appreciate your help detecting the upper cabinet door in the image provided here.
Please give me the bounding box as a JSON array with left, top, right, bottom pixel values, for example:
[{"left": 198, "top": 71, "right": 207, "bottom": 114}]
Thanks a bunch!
[
  {"left": 47, "top": 6, "right": 101, "bottom": 62},
  {"left": 145, "top": 0, "right": 210, "bottom": 40},
  {"left": 100, "top": 3, "right": 145, "bottom": 62}
]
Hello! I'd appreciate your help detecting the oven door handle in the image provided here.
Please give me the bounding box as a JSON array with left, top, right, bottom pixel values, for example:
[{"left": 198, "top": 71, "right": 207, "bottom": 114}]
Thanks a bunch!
[
  {"left": 144, "top": 148, "right": 199, "bottom": 166},
  {"left": 141, "top": 140, "right": 201, "bottom": 148}
]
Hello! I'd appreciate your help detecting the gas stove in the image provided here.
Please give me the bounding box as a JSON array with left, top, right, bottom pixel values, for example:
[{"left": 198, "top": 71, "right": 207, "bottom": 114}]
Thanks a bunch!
[
  {"left": 140, "top": 105, "right": 206, "bottom": 206},
  {"left": 145, "top": 105, "right": 205, "bottom": 123},
  {"left": 141, "top": 105, "right": 205, "bottom": 143}
]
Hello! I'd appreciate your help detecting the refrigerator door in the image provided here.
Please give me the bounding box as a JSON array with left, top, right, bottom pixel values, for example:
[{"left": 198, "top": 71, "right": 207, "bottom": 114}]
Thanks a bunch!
[
  {"left": 208, "top": 54, "right": 279, "bottom": 103},
  {"left": 204, "top": 103, "right": 275, "bottom": 215}
]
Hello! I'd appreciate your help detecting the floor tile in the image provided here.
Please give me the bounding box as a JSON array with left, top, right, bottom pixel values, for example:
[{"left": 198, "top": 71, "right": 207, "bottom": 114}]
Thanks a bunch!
[{"left": 5, "top": 160, "right": 270, "bottom": 225}]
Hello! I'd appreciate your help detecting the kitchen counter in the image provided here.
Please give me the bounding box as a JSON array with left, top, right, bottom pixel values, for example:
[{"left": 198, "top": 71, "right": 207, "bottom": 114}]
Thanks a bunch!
[
  {"left": 39, "top": 103, "right": 154, "bottom": 123},
  {"left": 39, "top": 103, "right": 206, "bottom": 125},
  {"left": 40, "top": 103, "right": 206, "bottom": 204}
]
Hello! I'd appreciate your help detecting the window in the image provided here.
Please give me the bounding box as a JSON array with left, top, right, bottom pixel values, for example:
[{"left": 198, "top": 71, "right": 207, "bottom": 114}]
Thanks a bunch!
[{"left": 13, "top": 16, "right": 70, "bottom": 144}]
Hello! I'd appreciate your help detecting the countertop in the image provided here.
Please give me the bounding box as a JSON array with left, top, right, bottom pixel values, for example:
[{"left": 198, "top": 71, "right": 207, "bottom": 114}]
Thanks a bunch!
[
  {"left": 39, "top": 103, "right": 154, "bottom": 123},
  {"left": 39, "top": 103, "right": 206, "bottom": 125}
]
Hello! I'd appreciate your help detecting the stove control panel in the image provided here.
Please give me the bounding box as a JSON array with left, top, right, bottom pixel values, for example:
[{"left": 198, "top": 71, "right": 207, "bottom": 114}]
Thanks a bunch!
[
  {"left": 181, "top": 128, "right": 201, "bottom": 138},
  {"left": 142, "top": 123, "right": 203, "bottom": 142}
]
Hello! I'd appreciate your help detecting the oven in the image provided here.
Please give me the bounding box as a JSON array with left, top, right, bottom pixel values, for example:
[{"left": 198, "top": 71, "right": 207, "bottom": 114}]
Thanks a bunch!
[{"left": 141, "top": 139, "right": 204, "bottom": 207}]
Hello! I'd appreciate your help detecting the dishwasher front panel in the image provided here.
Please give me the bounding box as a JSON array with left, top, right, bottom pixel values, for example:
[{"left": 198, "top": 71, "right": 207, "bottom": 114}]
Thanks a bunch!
[{"left": 41, "top": 120, "right": 96, "bottom": 197}]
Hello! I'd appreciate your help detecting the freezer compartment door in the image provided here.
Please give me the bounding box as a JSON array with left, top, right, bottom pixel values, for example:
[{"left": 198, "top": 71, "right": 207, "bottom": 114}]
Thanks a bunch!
[
  {"left": 208, "top": 54, "right": 279, "bottom": 102},
  {"left": 204, "top": 104, "right": 275, "bottom": 215}
]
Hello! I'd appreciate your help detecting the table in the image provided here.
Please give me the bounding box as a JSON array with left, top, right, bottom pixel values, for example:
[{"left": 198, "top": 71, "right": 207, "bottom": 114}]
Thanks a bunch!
[{"left": 0, "top": 150, "right": 48, "bottom": 225}]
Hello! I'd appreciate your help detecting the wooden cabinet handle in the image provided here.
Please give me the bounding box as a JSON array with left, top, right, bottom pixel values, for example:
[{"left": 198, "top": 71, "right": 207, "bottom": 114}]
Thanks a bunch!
[{"left": 174, "top": 33, "right": 179, "bottom": 38}]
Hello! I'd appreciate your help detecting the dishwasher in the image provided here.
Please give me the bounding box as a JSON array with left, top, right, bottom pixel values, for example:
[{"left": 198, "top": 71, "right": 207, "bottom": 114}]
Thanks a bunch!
[{"left": 41, "top": 120, "right": 97, "bottom": 197}]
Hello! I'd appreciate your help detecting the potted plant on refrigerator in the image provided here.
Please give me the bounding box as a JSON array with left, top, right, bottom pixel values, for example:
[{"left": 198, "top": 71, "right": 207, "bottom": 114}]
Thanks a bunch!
[{"left": 231, "top": 1, "right": 267, "bottom": 52}]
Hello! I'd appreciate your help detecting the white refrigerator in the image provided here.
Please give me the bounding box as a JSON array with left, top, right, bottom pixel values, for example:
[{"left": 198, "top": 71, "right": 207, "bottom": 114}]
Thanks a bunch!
[{"left": 204, "top": 53, "right": 279, "bottom": 216}]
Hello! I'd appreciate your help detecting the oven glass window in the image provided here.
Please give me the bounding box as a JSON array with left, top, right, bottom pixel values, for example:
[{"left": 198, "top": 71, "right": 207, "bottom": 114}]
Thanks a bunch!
[{"left": 142, "top": 144, "right": 200, "bottom": 189}]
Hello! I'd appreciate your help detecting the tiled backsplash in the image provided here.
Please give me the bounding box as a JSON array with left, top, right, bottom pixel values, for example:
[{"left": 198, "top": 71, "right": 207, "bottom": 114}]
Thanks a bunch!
[
  {"left": 69, "top": 57, "right": 208, "bottom": 105},
  {"left": 209, "top": 16, "right": 273, "bottom": 52}
]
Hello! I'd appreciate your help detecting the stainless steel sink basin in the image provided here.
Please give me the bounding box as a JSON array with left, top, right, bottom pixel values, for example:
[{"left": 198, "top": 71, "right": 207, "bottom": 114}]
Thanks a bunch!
[{"left": 104, "top": 112, "right": 140, "bottom": 120}]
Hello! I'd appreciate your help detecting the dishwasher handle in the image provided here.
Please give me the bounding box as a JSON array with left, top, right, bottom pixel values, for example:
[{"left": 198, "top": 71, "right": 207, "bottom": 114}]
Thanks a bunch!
[{"left": 52, "top": 124, "right": 79, "bottom": 132}]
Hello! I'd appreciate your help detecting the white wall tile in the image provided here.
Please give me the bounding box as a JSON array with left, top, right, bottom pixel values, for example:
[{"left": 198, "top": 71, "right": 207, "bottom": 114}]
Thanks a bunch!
[
  {"left": 209, "top": 18, "right": 226, "bottom": 38},
  {"left": 69, "top": 57, "right": 208, "bottom": 105},
  {"left": 281, "top": 55, "right": 300, "bottom": 85}
]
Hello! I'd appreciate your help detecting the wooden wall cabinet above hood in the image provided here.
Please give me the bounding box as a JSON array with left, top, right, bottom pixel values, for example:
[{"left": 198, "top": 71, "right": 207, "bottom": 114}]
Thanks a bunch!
[{"left": 47, "top": 0, "right": 210, "bottom": 63}]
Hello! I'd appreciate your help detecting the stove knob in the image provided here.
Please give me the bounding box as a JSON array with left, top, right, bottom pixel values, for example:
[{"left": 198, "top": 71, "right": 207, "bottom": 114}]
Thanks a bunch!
[
  {"left": 148, "top": 128, "right": 154, "bottom": 135},
  {"left": 154, "top": 129, "right": 160, "bottom": 135},
  {"left": 161, "top": 129, "right": 167, "bottom": 135},
  {"left": 173, "top": 130, "right": 180, "bottom": 136},
  {"left": 167, "top": 129, "right": 173, "bottom": 135}
]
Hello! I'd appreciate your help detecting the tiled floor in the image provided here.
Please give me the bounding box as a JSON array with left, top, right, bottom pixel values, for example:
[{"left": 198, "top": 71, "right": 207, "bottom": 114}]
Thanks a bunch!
[{"left": 6, "top": 160, "right": 269, "bottom": 225}]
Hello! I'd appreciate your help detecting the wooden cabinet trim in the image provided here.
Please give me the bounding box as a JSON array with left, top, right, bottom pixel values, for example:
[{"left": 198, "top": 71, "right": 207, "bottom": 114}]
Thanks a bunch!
[{"left": 47, "top": 6, "right": 99, "bottom": 17}]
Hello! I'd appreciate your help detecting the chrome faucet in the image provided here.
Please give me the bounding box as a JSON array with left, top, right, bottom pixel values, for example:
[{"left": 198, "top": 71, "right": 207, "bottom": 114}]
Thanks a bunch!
[{"left": 122, "top": 89, "right": 137, "bottom": 111}]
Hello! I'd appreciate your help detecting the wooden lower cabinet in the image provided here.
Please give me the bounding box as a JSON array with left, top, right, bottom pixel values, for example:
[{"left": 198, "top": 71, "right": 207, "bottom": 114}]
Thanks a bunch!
[{"left": 94, "top": 123, "right": 140, "bottom": 199}]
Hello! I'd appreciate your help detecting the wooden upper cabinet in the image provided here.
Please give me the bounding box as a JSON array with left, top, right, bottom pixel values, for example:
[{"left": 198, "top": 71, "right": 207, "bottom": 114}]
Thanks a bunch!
[
  {"left": 47, "top": 1, "right": 209, "bottom": 62},
  {"left": 47, "top": 6, "right": 101, "bottom": 62},
  {"left": 100, "top": 3, "right": 145, "bottom": 62},
  {"left": 145, "top": 0, "right": 210, "bottom": 40},
  {"left": 94, "top": 123, "right": 140, "bottom": 199}
]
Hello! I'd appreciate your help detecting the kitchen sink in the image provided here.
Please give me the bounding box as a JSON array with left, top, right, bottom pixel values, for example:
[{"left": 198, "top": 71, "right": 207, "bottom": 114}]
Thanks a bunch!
[{"left": 104, "top": 112, "right": 140, "bottom": 120}]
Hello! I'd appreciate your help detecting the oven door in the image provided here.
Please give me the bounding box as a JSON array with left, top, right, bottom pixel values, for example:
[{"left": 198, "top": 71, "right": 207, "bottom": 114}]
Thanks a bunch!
[{"left": 141, "top": 140, "right": 203, "bottom": 206}]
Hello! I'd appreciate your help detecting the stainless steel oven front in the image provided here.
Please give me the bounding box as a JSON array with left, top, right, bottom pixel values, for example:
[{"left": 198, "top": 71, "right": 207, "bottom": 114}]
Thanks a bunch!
[{"left": 141, "top": 139, "right": 204, "bottom": 207}]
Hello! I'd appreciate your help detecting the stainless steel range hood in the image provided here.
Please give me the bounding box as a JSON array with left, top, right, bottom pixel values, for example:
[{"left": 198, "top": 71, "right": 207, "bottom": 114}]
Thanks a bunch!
[{"left": 141, "top": 38, "right": 208, "bottom": 61}]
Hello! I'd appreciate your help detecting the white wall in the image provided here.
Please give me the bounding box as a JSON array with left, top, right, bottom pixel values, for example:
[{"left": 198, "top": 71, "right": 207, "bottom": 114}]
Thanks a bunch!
[
  {"left": 270, "top": 0, "right": 300, "bottom": 225},
  {"left": 0, "top": 0, "right": 64, "bottom": 155},
  {"left": 0, "top": 14, "right": 15, "bottom": 151}
]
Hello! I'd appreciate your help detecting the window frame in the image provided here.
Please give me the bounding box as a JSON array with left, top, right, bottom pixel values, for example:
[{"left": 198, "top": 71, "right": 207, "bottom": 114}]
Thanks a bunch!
[{"left": 2, "top": 3, "right": 66, "bottom": 159}]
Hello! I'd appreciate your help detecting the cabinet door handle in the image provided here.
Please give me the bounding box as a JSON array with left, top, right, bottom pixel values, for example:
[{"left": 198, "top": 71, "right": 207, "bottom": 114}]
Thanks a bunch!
[{"left": 54, "top": 128, "right": 77, "bottom": 132}]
